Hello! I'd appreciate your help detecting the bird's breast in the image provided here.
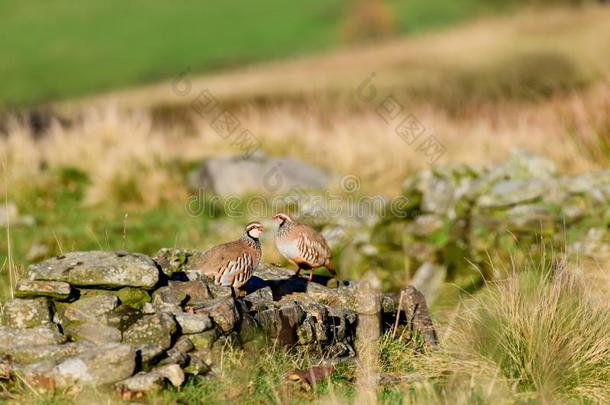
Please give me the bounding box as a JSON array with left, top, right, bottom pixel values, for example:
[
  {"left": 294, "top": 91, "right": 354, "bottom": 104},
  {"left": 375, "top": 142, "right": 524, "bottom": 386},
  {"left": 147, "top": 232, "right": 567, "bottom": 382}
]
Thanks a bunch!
[{"left": 276, "top": 237, "right": 300, "bottom": 260}]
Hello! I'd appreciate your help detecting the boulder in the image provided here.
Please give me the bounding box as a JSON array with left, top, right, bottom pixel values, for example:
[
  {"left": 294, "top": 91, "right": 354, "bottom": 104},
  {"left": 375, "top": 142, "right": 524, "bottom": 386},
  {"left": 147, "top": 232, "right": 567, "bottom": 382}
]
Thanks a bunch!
[
  {"left": 188, "top": 152, "right": 330, "bottom": 196},
  {"left": 27, "top": 251, "right": 159, "bottom": 289}
]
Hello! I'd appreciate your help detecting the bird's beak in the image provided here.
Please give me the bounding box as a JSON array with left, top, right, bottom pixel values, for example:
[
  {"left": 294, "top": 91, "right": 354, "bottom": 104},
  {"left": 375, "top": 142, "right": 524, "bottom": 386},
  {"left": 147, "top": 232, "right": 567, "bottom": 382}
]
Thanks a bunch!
[{"left": 272, "top": 215, "right": 279, "bottom": 221}]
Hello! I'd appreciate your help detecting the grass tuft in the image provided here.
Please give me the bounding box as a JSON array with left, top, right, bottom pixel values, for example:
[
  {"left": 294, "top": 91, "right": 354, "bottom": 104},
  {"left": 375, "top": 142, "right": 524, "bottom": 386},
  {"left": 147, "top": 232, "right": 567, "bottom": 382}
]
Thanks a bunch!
[{"left": 445, "top": 269, "right": 610, "bottom": 403}]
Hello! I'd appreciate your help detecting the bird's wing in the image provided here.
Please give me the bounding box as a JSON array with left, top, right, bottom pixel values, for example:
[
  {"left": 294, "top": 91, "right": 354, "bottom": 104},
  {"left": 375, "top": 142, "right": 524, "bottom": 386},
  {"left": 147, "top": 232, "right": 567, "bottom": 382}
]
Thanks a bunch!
[
  {"left": 295, "top": 224, "right": 331, "bottom": 265},
  {"left": 190, "top": 240, "right": 254, "bottom": 287}
]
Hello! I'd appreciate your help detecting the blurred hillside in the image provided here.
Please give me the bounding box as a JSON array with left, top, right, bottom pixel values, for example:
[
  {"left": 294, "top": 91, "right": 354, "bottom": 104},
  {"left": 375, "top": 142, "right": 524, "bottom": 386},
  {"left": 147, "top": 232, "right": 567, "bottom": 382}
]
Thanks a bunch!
[{"left": 0, "top": 0, "right": 583, "bottom": 106}]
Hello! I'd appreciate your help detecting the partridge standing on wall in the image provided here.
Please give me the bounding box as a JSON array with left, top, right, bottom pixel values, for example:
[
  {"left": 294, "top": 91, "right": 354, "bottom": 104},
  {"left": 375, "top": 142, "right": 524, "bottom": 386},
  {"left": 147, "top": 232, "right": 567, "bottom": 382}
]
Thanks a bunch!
[
  {"left": 272, "top": 213, "right": 336, "bottom": 281},
  {"left": 190, "top": 221, "right": 264, "bottom": 292}
]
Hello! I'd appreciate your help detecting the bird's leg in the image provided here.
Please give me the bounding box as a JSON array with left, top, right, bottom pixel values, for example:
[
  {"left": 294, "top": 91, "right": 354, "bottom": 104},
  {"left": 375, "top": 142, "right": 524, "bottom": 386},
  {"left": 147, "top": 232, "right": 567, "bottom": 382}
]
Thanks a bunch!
[
  {"left": 290, "top": 260, "right": 302, "bottom": 278},
  {"left": 308, "top": 270, "right": 315, "bottom": 282}
]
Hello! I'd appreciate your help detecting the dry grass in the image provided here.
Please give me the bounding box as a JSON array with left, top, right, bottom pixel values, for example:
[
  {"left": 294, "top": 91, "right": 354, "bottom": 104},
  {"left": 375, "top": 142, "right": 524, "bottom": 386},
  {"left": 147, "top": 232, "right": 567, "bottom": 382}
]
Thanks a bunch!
[
  {"left": 443, "top": 269, "right": 610, "bottom": 403},
  {"left": 2, "top": 80, "right": 610, "bottom": 206},
  {"left": 0, "top": 6, "right": 606, "bottom": 205},
  {"left": 374, "top": 266, "right": 610, "bottom": 405}
]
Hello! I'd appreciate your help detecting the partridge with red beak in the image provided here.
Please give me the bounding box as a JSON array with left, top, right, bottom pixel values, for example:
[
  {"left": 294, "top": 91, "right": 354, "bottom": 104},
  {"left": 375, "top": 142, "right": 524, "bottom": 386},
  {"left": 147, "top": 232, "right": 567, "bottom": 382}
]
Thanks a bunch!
[
  {"left": 190, "top": 221, "right": 264, "bottom": 291},
  {"left": 272, "top": 213, "right": 336, "bottom": 281}
]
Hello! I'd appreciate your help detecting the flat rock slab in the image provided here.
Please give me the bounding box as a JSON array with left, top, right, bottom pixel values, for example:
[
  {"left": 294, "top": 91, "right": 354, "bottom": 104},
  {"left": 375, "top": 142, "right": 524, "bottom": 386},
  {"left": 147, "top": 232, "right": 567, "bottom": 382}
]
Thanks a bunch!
[
  {"left": 0, "top": 325, "right": 66, "bottom": 351},
  {"left": 14, "top": 280, "right": 72, "bottom": 300},
  {"left": 27, "top": 251, "right": 159, "bottom": 289},
  {"left": 3, "top": 343, "right": 91, "bottom": 365}
]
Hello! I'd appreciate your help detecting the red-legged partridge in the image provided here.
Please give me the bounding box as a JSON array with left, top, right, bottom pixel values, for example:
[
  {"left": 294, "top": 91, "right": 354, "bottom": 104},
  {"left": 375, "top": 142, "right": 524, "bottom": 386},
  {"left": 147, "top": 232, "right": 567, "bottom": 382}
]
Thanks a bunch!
[
  {"left": 272, "top": 213, "right": 336, "bottom": 281},
  {"left": 190, "top": 221, "right": 264, "bottom": 291}
]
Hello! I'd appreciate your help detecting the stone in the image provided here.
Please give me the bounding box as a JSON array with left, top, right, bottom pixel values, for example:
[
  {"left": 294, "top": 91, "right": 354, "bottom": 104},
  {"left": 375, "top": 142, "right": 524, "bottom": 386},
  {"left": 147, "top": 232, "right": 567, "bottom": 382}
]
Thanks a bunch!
[
  {"left": 51, "top": 344, "right": 135, "bottom": 387},
  {"left": 4, "top": 343, "right": 90, "bottom": 365},
  {"left": 174, "top": 313, "right": 214, "bottom": 334},
  {"left": 189, "top": 329, "right": 220, "bottom": 351},
  {"left": 123, "top": 313, "right": 177, "bottom": 353},
  {"left": 184, "top": 352, "right": 212, "bottom": 375},
  {"left": 134, "top": 343, "right": 167, "bottom": 365},
  {"left": 27, "top": 251, "right": 159, "bottom": 289},
  {"left": 254, "top": 303, "right": 305, "bottom": 345},
  {"left": 104, "top": 305, "right": 143, "bottom": 331},
  {"left": 1, "top": 298, "right": 52, "bottom": 329},
  {"left": 117, "top": 364, "right": 184, "bottom": 393},
  {"left": 152, "top": 286, "right": 189, "bottom": 308},
  {"left": 0, "top": 325, "right": 66, "bottom": 351},
  {"left": 477, "top": 179, "right": 548, "bottom": 208},
  {"left": 194, "top": 297, "right": 238, "bottom": 333},
  {"left": 399, "top": 286, "right": 438, "bottom": 347},
  {"left": 118, "top": 371, "right": 165, "bottom": 392},
  {"left": 57, "top": 294, "right": 119, "bottom": 323},
  {"left": 410, "top": 262, "right": 447, "bottom": 305},
  {"left": 154, "top": 364, "right": 185, "bottom": 387},
  {"left": 504, "top": 203, "right": 556, "bottom": 233},
  {"left": 245, "top": 286, "right": 274, "bottom": 305},
  {"left": 14, "top": 280, "right": 72, "bottom": 300},
  {"left": 188, "top": 152, "right": 330, "bottom": 196},
  {"left": 142, "top": 302, "right": 156, "bottom": 314},
  {"left": 114, "top": 287, "right": 151, "bottom": 310},
  {"left": 492, "top": 149, "right": 557, "bottom": 180},
  {"left": 153, "top": 248, "right": 192, "bottom": 277},
  {"left": 168, "top": 280, "right": 211, "bottom": 306},
  {"left": 296, "top": 320, "right": 315, "bottom": 345},
  {"left": 160, "top": 337, "right": 194, "bottom": 366},
  {"left": 64, "top": 322, "right": 122, "bottom": 345}
]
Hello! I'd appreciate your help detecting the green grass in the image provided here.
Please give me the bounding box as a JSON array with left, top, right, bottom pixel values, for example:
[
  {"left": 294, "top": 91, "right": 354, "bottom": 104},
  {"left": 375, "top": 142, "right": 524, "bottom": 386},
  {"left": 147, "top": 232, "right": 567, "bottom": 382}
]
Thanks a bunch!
[
  {"left": 0, "top": 167, "right": 226, "bottom": 300},
  {"left": 0, "top": 0, "right": 524, "bottom": 106},
  {"left": 0, "top": 0, "right": 345, "bottom": 106}
]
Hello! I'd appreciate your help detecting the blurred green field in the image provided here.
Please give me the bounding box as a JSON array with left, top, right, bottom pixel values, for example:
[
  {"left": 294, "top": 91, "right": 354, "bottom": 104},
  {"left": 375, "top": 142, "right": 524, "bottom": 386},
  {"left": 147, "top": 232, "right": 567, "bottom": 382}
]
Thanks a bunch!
[{"left": 0, "top": 0, "right": 518, "bottom": 106}]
